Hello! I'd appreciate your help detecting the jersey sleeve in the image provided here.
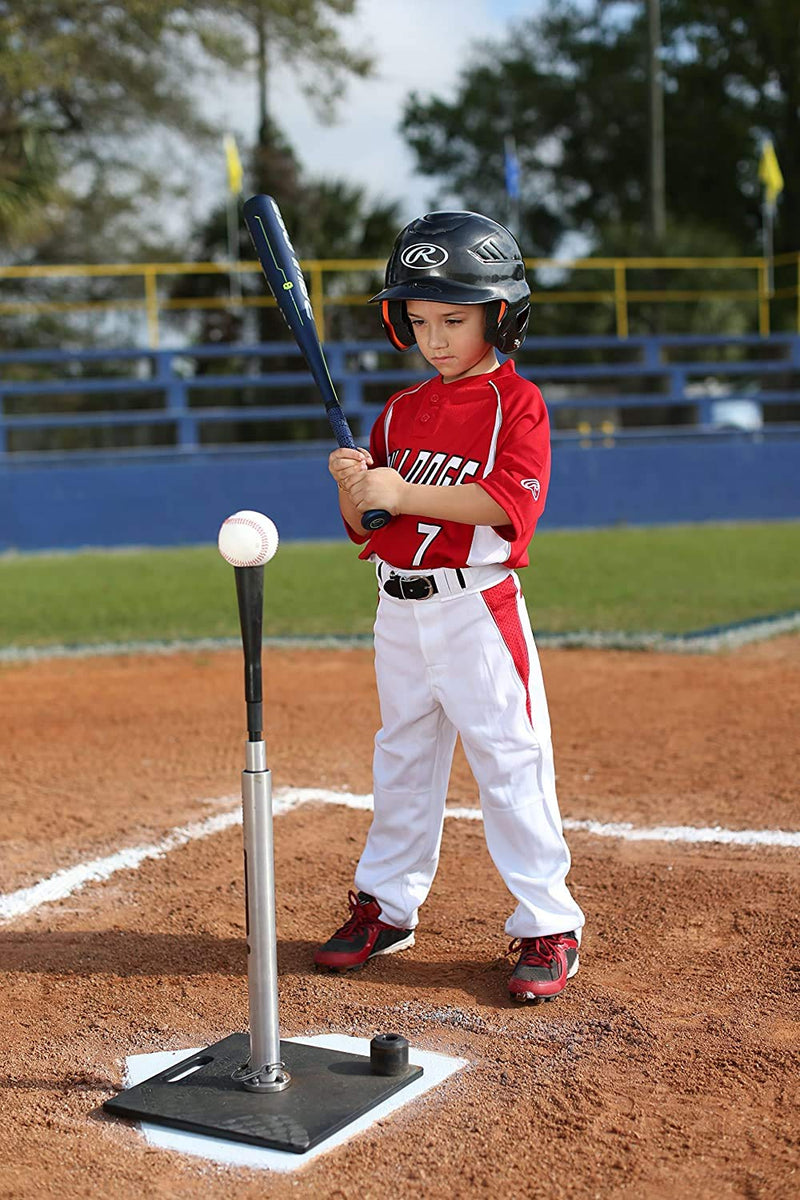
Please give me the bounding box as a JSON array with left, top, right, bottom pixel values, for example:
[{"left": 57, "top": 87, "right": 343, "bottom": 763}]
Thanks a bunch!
[{"left": 475, "top": 389, "right": 551, "bottom": 542}]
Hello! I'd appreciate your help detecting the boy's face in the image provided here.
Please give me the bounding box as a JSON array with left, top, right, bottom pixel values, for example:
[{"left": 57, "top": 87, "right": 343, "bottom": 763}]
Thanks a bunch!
[{"left": 405, "top": 301, "right": 498, "bottom": 383}]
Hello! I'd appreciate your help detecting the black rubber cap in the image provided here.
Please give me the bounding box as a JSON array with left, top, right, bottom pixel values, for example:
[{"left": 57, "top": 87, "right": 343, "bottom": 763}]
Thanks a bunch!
[{"left": 370, "top": 1032, "right": 409, "bottom": 1076}]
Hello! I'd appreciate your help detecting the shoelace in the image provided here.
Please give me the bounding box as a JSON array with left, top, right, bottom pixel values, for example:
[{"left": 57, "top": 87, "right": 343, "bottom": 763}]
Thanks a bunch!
[
  {"left": 335, "top": 889, "right": 376, "bottom": 941},
  {"left": 508, "top": 934, "right": 563, "bottom": 966}
]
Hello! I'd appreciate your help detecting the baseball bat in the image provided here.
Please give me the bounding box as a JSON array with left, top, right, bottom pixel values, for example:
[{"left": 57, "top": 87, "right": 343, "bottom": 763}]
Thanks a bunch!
[{"left": 243, "top": 194, "right": 391, "bottom": 532}]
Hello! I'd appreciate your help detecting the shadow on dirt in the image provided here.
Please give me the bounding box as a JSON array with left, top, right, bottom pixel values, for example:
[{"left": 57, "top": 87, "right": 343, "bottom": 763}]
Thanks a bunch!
[{"left": 2, "top": 930, "right": 517, "bottom": 1003}]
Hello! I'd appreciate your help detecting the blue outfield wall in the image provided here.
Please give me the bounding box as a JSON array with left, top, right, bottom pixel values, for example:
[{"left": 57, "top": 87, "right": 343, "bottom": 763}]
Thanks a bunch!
[
  {"left": 546, "top": 437, "right": 800, "bottom": 529},
  {"left": 2, "top": 437, "right": 799, "bottom": 552}
]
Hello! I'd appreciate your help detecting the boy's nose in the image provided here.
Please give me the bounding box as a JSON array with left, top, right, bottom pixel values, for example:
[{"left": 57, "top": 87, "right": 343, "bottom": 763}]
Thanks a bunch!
[{"left": 428, "top": 325, "right": 447, "bottom": 348}]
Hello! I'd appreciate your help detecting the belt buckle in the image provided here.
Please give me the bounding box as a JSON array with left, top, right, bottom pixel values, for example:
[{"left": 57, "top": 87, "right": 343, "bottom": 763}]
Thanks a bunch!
[{"left": 399, "top": 575, "right": 434, "bottom": 600}]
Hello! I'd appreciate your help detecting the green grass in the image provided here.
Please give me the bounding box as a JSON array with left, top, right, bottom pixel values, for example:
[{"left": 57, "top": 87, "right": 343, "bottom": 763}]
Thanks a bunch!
[
  {"left": 524, "top": 522, "right": 800, "bottom": 633},
  {"left": 1, "top": 522, "right": 799, "bottom": 648}
]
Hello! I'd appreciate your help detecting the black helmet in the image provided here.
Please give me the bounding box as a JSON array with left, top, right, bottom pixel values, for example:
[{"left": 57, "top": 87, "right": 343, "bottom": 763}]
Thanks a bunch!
[{"left": 370, "top": 210, "right": 531, "bottom": 354}]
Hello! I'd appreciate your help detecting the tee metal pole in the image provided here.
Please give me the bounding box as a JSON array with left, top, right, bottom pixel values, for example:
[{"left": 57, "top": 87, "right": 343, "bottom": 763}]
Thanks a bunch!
[{"left": 232, "top": 564, "right": 290, "bottom": 1093}]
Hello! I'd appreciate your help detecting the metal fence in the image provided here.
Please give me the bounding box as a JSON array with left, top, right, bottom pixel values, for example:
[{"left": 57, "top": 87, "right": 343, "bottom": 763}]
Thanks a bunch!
[
  {"left": 3, "top": 253, "right": 800, "bottom": 347},
  {"left": 3, "top": 334, "right": 799, "bottom": 550},
  {"left": 2, "top": 334, "right": 799, "bottom": 458}
]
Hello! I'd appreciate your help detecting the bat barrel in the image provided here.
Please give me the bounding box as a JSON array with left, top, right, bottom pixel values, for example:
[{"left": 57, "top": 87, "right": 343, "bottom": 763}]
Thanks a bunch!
[{"left": 243, "top": 193, "right": 392, "bottom": 533}]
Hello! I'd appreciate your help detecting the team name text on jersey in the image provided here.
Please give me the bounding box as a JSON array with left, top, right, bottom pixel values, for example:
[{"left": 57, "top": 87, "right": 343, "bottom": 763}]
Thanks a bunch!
[{"left": 387, "top": 448, "right": 482, "bottom": 487}]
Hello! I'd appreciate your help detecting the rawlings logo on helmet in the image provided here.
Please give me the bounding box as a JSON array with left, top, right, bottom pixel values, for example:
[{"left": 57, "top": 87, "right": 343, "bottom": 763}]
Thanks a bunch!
[{"left": 400, "top": 243, "right": 450, "bottom": 269}]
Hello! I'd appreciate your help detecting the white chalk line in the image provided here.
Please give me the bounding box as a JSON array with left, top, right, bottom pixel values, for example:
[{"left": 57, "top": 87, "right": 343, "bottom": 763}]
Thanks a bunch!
[{"left": 2, "top": 787, "right": 798, "bottom": 925}]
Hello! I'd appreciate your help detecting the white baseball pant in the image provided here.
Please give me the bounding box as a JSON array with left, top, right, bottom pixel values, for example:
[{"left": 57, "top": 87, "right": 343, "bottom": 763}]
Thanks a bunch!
[{"left": 354, "top": 563, "right": 585, "bottom": 940}]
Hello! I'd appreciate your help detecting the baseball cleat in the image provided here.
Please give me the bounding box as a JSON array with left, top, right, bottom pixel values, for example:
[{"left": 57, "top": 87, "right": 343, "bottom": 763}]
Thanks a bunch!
[
  {"left": 314, "top": 890, "right": 415, "bottom": 971},
  {"left": 508, "top": 931, "right": 579, "bottom": 1003}
]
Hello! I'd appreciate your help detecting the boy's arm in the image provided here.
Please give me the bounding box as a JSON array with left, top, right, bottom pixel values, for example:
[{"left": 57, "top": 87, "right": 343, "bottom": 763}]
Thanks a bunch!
[
  {"left": 347, "top": 468, "right": 510, "bottom": 527},
  {"left": 339, "top": 486, "right": 369, "bottom": 535}
]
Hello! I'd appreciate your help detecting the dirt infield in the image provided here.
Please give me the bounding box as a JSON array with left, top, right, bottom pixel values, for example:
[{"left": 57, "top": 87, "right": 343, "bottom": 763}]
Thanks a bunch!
[{"left": 2, "top": 638, "right": 799, "bottom": 1199}]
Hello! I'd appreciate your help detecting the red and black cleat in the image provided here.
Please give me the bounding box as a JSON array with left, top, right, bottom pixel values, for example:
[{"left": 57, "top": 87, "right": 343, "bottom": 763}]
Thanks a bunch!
[
  {"left": 314, "top": 890, "right": 415, "bottom": 972},
  {"left": 508, "top": 931, "right": 579, "bottom": 1003}
]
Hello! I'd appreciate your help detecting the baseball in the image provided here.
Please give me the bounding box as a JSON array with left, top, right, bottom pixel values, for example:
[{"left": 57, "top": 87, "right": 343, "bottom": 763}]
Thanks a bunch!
[{"left": 217, "top": 510, "right": 279, "bottom": 567}]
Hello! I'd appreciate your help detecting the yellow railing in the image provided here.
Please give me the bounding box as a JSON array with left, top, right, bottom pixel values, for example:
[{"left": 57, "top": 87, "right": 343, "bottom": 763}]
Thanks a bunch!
[{"left": 2, "top": 253, "right": 799, "bottom": 346}]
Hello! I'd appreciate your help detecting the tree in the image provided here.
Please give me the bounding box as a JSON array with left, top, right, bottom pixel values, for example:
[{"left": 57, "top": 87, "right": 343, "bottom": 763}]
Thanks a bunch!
[
  {"left": 0, "top": 3, "right": 218, "bottom": 254},
  {"left": 0, "top": 1, "right": 372, "bottom": 259},
  {"left": 237, "top": 0, "right": 372, "bottom": 139},
  {"left": 0, "top": 125, "right": 58, "bottom": 247},
  {"left": 400, "top": 0, "right": 799, "bottom": 258},
  {"left": 0, "top": 1, "right": 374, "bottom": 349}
]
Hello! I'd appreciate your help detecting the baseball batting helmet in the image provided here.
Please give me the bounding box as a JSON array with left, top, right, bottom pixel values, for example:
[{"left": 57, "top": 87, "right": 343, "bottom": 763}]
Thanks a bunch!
[{"left": 370, "top": 211, "right": 531, "bottom": 354}]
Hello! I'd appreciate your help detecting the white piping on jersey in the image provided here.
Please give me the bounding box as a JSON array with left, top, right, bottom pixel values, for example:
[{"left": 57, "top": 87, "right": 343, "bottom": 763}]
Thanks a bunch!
[
  {"left": 482, "top": 378, "right": 503, "bottom": 476},
  {"left": 468, "top": 377, "right": 511, "bottom": 565},
  {"left": 383, "top": 379, "right": 428, "bottom": 456}
]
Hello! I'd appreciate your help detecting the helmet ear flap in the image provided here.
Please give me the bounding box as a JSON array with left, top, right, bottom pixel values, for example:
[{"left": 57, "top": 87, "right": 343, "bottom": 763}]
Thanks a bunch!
[
  {"left": 380, "top": 300, "right": 415, "bottom": 351},
  {"left": 495, "top": 301, "right": 531, "bottom": 353},
  {"left": 486, "top": 298, "right": 530, "bottom": 352},
  {"left": 484, "top": 300, "right": 507, "bottom": 346}
]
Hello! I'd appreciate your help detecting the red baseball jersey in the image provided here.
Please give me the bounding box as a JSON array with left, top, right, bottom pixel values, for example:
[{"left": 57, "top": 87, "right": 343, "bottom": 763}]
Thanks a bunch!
[{"left": 345, "top": 359, "right": 551, "bottom": 569}]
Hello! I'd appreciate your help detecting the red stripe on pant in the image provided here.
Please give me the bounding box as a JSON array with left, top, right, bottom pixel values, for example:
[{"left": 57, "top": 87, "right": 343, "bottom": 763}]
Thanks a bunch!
[{"left": 481, "top": 576, "right": 532, "bottom": 724}]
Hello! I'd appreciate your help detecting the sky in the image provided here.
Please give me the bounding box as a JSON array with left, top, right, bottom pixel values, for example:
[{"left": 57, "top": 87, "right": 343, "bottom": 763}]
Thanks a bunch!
[{"left": 207, "top": 0, "right": 538, "bottom": 225}]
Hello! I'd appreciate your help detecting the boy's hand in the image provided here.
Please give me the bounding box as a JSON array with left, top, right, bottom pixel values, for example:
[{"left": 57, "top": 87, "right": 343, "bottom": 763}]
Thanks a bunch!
[
  {"left": 329, "top": 447, "right": 372, "bottom": 491},
  {"left": 348, "top": 467, "right": 407, "bottom": 516}
]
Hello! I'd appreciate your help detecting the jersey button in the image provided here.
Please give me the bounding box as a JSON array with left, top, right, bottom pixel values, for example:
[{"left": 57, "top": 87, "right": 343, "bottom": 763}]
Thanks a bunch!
[
  {"left": 431, "top": 393, "right": 439, "bottom": 402},
  {"left": 420, "top": 413, "right": 430, "bottom": 422}
]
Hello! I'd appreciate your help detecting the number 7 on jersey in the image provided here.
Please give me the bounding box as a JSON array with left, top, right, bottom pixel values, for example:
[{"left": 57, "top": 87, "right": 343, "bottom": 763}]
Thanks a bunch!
[{"left": 412, "top": 523, "right": 442, "bottom": 567}]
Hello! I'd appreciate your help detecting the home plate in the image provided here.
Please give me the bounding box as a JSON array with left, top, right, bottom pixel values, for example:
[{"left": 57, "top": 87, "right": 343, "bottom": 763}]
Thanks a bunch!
[{"left": 117, "top": 1034, "right": 468, "bottom": 1172}]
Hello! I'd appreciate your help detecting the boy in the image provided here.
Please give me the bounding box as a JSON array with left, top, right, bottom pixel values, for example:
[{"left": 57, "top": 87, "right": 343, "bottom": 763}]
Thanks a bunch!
[{"left": 315, "top": 210, "right": 584, "bottom": 1003}]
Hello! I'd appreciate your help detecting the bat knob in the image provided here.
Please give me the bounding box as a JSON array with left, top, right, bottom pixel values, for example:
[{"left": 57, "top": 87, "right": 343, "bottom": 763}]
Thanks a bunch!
[{"left": 361, "top": 509, "right": 392, "bottom": 531}]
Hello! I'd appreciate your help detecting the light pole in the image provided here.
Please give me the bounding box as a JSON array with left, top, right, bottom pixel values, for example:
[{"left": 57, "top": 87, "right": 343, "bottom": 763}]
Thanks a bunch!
[{"left": 647, "top": 0, "right": 666, "bottom": 247}]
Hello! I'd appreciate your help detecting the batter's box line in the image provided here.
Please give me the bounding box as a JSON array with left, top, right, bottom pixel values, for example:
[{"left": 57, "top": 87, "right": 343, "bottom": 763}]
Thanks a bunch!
[{"left": 2, "top": 787, "right": 798, "bottom": 925}]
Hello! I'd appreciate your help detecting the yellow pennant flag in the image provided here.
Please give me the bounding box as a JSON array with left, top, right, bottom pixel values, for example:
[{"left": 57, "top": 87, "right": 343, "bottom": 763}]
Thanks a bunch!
[
  {"left": 224, "top": 133, "right": 243, "bottom": 196},
  {"left": 758, "top": 139, "right": 784, "bottom": 208}
]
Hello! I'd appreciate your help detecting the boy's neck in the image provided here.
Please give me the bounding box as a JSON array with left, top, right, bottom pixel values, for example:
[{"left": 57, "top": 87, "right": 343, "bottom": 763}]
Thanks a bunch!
[{"left": 440, "top": 352, "right": 502, "bottom": 385}]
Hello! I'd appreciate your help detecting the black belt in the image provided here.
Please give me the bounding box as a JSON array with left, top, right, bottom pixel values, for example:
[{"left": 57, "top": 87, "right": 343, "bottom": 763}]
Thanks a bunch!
[
  {"left": 383, "top": 574, "right": 438, "bottom": 600},
  {"left": 380, "top": 566, "right": 467, "bottom": 601}
]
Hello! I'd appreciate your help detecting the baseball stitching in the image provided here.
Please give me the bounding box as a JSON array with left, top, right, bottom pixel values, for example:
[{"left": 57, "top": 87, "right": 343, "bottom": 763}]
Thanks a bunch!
[{"left": 222, "top": 516, "right": 273, "bottom": 567}]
